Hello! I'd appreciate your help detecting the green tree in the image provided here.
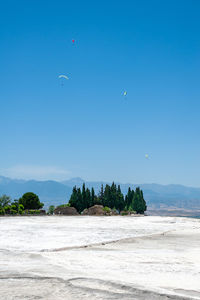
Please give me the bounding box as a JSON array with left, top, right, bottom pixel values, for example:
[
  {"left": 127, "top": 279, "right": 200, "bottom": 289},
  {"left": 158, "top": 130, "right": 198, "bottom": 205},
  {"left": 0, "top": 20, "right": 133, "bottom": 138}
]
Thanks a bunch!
[
  {"left": 132, "top": 187, "right": 147, "bottom": 214},
  {"left": 69, "top": 186, "right": 84, "bottom": 213},
  {"left": 98, "top": 184, "right": 104, "bottom": 205},
  {"left": 81, "top": 183, "right": 92, "bottom": 209},
  {"left": 10, "top": 204, "right": 18, "bottom": 215},
  {"left": 10, "top": 200, "right": 25, "bottom": 214},
  {"left": 116, "top": 185, "right": 125, "bottom": 212},
  {"left": 0, "top": 208, "right": 5, "bottom": 215},
  {"left": 85, "top": 188, "right": 91, "bottom": 207},
  {"left": 18, "top": 204, "right": 24, "bottom": 215},
  {"left": 82, "top": 183, "right": 87, "bottom": 207},
  {"left": 104, "top": 184, "right": 111, "bottom": 207},
  {"left": 19, "top": 192, "right": 43, "bottom": 210},
  {"left": 109, "top": 182, "right": 117, "bottom": 209},
  {"left": 48, "top": 205, "right": 55, "bottom": 215},
  {"left": 0, "top": 195, "right": 11, "bottom": 208},
  {"left": 77, "top": 187, "right": 84, "bottom": 213},
  {"left": 69, "top": 186, "right": 78, "bottom": 208},
  {"left": 4, "top": 205, "right": 11, "bottom": 214},
  {"left": 90, "top": 187, "right": 97, "bottom": 206},
  {"left": 125, "top": 187, "right": 134, "bottom": 210}
]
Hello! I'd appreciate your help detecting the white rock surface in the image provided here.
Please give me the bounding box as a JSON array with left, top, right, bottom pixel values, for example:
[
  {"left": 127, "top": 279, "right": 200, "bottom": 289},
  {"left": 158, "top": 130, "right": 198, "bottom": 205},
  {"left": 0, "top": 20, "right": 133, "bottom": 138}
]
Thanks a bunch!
[{"left": 0, "top": 216, "right": 200, "bottom": 299}]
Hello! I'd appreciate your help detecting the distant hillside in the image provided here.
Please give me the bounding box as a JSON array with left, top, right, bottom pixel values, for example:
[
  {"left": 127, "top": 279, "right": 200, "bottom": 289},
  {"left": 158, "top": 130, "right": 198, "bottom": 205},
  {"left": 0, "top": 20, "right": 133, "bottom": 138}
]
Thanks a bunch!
[{"left": 1, "top": 176, "right": 200, "bottom": 209}]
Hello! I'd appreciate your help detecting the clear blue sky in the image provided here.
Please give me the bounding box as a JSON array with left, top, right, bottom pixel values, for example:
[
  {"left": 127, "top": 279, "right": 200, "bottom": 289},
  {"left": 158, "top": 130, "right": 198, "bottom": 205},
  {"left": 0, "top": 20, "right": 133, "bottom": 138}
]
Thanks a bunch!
[{"left": 1, "top": 0, "right": 200, "bottom": 186}]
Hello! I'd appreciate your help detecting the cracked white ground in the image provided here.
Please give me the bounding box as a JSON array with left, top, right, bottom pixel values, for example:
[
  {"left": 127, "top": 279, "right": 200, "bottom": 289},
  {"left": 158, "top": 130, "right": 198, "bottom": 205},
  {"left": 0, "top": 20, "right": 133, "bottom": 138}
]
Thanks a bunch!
[{"left": 0, "top": 216, "right": 200, "bottom": 299}]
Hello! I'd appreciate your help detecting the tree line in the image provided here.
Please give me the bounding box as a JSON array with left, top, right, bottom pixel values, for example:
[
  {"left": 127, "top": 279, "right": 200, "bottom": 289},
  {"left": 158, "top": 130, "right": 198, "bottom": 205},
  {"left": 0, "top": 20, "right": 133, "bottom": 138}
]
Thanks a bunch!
[
  {"left": 0, "top": 184, "right": 147, "bottom": 215},
  {"left": 0, "top": 192, "right": 44, "bottom": 215},
  {"left": 69, "top": 183, "right": 147, "bottom": 214}
]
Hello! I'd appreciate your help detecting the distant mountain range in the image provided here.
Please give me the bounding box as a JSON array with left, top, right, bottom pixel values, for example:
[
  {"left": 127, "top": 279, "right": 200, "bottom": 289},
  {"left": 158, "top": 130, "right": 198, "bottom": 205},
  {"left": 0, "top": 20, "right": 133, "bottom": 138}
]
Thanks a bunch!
[{"left": 0, "top": 175, "right": 200, "bottom": 210}]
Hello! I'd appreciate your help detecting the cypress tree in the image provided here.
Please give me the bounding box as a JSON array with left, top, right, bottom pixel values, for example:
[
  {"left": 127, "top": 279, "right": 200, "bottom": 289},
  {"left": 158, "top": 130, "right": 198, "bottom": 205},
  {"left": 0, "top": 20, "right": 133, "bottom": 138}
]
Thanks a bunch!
[
  {"left": 110, "top": 182, "right": 117, "bottom": 209},
  {"left": 132, "top": 187, "right": 147, "bottom": 214},
  {"left": 90, "top": 187, "right": 96, "bottom": 206},
  {"left": 98, "top": 184, "right": 104, "bottom": 205},
  {"left": 116, "top": 185, "right": 125, "bottom": 212},
  {"left": 77, "top": 187, "right": 84, "bottom": 213},
  {"left": 69, "top": 186, "right": 78, "bottom": 208},
  {"left": 82, "top": 183, "right": 87, "bottom": 208},
  {"left": 85, "top": 188, "right": 91, "bottom": 208},
  {"left": 104, "top": 184, "right": 111, "bottom": 207},
  {"left": 125, "top": 187, "right": 133, "bottom": 210}
]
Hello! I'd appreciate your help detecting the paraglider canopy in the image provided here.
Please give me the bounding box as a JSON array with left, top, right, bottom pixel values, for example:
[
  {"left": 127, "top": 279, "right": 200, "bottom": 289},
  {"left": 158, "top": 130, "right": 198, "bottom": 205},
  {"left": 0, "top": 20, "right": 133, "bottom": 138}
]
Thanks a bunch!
[
  {"left": 58, "top": 75, "right": 69, "bottom": 80},
  {"left": 72, "top": 39, "right": 75, "bottom": 43},
  {"left": 58, "top": 74, "right": 69, "bottom": 87},
  {"left": 145, "top": 154, "right": 149, "bottom": 159},
  {"left": 123, "top": 91, "right": 127, "bottom": 96}
]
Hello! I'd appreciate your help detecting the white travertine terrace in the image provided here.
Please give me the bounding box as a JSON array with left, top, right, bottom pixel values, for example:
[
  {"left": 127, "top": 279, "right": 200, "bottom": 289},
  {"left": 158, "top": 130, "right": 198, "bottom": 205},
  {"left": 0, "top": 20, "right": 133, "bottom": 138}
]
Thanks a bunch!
[{"left": 0, "top": 216, "right": 200, "bottom": 299}]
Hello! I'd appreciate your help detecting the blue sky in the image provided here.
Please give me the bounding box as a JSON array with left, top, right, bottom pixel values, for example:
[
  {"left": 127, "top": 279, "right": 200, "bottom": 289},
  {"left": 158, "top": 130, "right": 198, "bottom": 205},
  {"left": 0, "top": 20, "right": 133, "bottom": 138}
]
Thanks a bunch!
[{"left": 1, "top": 0, "right": 200, "bottom": 186}]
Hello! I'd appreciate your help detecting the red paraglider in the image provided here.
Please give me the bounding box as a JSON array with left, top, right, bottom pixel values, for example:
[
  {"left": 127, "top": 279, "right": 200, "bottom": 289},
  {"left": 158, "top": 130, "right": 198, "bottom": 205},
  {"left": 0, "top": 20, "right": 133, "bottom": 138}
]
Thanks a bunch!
[{"left": 72, "top": 39, "right": 75, "bottom": 43}]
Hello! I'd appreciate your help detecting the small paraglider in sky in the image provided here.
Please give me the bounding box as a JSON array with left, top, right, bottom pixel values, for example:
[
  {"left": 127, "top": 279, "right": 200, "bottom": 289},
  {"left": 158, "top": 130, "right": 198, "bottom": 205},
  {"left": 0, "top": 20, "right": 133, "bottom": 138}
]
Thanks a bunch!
[
  {"left": 58, "top": 75, "right": 69, "bottom": 80},
  {"left": 58, "top": 74, "right": 69, "bottom": 86},
  {"left": 123, "top": 91, "right": 127, "bottom": 97},
  {"left": 145, "top": 154, "right": 149, "bottom": 159},
  {"left": 72, "top": 39, "right": 75, "bottom": 44}
]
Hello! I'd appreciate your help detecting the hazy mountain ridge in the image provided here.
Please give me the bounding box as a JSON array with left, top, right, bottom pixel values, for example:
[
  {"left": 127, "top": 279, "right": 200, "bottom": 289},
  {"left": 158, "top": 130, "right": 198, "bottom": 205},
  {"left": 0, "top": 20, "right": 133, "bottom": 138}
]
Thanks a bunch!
[{"left": 0, "top": 176, "right": 200, "bottom": 209}]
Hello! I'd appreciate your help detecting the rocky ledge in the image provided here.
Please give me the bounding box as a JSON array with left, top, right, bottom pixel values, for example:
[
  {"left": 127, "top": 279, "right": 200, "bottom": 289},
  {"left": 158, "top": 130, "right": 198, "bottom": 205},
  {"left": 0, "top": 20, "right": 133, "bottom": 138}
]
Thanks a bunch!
[
  {"left": 82, "top": 205, "right": 118, "bottom": 216},
  {"left": 54, "top": 206, "right": 79, "bottom": 215}
]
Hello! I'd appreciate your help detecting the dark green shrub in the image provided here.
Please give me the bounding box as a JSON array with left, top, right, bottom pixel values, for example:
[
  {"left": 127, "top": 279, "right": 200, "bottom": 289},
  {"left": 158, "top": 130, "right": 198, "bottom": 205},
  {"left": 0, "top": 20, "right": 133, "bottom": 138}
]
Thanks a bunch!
[
  {"left": 4, "top": 205, "right": 11, "bottom": 214},
  {"left": 18, "top": 204, "right": 24, "bottom": 215},
  {"left": 10, "top": 205, "right": 18, "bottom": 215},
  {"left": 103, "top": 206, "right": 111, "bottom": 213},
  {"left": 0, "top": 208, "right": 5, "bottom": 215},
  {"left": 121, "top": 211, "right": 128, "bottom": 216}
]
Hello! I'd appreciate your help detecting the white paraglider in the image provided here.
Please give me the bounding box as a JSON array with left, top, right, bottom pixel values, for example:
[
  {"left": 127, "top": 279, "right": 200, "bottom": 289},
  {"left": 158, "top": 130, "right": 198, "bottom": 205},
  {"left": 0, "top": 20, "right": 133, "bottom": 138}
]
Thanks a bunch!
[
  {"left": 58, "top": 75, "right": 69, "bottom": 80},
  {"left": 58, "top": 75, "right": 69, "bottom": 86}
]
